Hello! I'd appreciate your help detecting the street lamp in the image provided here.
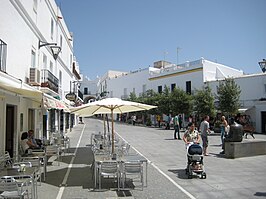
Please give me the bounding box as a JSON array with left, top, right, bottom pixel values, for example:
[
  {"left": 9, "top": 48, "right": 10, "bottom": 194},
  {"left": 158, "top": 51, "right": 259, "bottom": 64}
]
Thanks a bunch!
[
  {"left": 258, "top": 59, "right": 266, "bottom": 73},
  {"left": 38, "top": 40, "right": 61, "bottom": 60}
]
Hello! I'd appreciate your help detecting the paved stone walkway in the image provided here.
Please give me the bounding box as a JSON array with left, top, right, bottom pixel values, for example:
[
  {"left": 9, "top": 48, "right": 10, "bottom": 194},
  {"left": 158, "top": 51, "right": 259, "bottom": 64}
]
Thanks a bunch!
[{"left": 37, "top": 118, "right": 266, "bottom": 199}]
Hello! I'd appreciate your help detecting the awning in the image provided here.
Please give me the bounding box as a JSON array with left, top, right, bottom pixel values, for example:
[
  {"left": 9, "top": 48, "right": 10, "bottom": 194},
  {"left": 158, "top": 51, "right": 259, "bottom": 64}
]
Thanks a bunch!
[
  {"left": 0, "top": 72, "right": 43, "bottom": 102},
  {"left": 43, "top": 94, "right": 69, "bottom": 111}
]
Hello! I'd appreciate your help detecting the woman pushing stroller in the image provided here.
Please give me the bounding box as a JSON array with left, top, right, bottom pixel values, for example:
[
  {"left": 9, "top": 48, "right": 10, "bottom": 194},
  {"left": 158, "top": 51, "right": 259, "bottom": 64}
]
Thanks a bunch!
[
  {"left": 183, "top": 122, "right": 206, "bottom": 179},
  {"left": 183, "top": 122, "right": 200, "bottom": 148}
]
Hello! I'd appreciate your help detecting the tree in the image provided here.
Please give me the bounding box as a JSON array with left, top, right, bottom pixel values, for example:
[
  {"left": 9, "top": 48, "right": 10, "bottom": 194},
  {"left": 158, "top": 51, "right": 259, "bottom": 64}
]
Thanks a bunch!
[
  {"left": 158, "top": 85, "right": 171, "bottom": 115},
  {"left": 216, "top": 78, "right": 241, "bottom": 116},
  {"left": 193, "top": 84, "right": 215, "bottom": 119},
  {"left": 128, "top": 92, "right": 137, "bottom": 101},
  {"left": 170, "top": 87, "right": 193, "bottom": 116}
]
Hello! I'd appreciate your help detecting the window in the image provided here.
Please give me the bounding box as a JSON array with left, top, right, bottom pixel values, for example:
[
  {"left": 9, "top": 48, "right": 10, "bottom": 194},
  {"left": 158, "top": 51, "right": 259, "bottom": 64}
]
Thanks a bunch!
[
  {"left": 70, "top": 54, "right": 73, "bottom": 69},
  {"left": 84, "top": 87, "right": 88, "bottom": 95},
  {"left": 42, "top": 53, "right": 47, "bottom": 69},
  {"left": 49, "top": 61, "right": 53, "bottom": 73},
  {"left": 59, "top": 70, "right": 62, "bottom": 86},
  {"left": 142, "top": 84, "right": 146, "bottom": 93},
  {"left": 33, "top": 0, "right": 37, "bottom": 12},
  {"left": 171, "top": 83, "right": 176, "bottom": 92},
  {"left": 0, "top": 39, "right": 7, "bottom": 72},
  {"left": 31, "top": 50, "right": 36, "bottom": 68},
  {"left": 186, "top": 81, "right": 191, "bottom": 94},
  {"left": 60, "top": 35, "right": 63, "bottom": 48},
  {"left": 158, "top": 86, "right": 162, "bottom": 93},
  {"left": 50, "top": 18, "right": 54, "bottom": 40},
  {"left": 124, "top": 88, "right": 127, "bottom": 96}
]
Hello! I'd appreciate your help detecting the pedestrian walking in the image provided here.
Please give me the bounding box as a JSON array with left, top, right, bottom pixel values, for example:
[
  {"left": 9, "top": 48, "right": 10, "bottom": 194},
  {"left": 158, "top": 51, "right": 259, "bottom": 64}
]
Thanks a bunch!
[
  {"left": 200, "top": 115, "right": 211, "bottom": 156},
  {"left": 132, "top": 115, "right": 136, "bottom": 125},
  {"left": 173, "top": 115, "right": 181, "bottom": 139},
  {"left": 220, "top": 116, "right": 228, "bottom": 145}
]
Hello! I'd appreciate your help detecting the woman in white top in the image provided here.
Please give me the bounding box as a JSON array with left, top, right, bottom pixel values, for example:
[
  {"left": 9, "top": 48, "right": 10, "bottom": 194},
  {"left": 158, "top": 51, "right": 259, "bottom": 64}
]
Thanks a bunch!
[
  {"left": 21, "top": 132, "right": 30, "bottom": 154},
  {"left": 183, "top": 122, "right": 200, "bottom": 150}
]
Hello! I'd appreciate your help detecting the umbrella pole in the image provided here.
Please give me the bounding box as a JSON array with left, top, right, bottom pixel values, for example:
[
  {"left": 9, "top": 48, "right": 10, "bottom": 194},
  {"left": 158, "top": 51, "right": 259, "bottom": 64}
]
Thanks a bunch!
[
  {"left": 103, "top": 114, "right": 106, "bottom": 146},
  {"left": 111, "top": 109, "right": 114, "bottom": 154}
]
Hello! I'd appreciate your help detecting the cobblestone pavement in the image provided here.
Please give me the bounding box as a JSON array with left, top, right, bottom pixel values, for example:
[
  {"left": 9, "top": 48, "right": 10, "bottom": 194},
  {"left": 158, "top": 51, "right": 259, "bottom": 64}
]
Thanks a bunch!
[{"left": 37, "top": 117, "right": 266, "bottom": 199}]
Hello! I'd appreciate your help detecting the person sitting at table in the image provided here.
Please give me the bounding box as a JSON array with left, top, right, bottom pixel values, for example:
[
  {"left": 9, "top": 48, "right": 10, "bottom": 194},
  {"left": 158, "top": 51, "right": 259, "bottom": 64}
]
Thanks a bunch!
[
  {"left": 28, "top": 129, "right": 41, "bottom": 149},
  {"left": 21, "top": 132, "right": 30, "bottom": 154}
]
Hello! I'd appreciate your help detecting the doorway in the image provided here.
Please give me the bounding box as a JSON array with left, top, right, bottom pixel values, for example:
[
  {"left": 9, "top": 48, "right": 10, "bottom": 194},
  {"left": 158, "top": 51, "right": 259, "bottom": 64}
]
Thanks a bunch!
[
  {"left": 261, "top": 112, "right": 266, "bottom": 134},
  {"left": 6, "top": 105, "right": 15, "bottom": 157}
]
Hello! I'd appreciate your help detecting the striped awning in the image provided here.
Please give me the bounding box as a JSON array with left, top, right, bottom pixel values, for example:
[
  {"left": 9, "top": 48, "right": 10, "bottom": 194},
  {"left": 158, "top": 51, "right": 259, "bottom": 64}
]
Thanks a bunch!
[{"left": 43, "top": 94, "right": 69, "bottom": 111}]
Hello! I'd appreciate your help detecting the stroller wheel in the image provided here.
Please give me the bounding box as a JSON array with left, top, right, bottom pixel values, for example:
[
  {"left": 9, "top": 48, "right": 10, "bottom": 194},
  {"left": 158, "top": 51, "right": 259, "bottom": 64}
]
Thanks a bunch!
[{"left": 201, "top": 172, "right": 207, "bottom": 179}]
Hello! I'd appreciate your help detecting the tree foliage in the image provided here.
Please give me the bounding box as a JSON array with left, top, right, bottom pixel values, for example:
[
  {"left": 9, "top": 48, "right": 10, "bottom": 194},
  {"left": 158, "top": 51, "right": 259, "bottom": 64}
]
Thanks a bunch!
[
  {"left": 193, "top": 84, "right": 215, "bottom": 118},
  {"left": 171, "top": 87, "right": 192, "bottom": 116},
  {"left": 216, "top": 78, "right": 241, "bottom": 116}
]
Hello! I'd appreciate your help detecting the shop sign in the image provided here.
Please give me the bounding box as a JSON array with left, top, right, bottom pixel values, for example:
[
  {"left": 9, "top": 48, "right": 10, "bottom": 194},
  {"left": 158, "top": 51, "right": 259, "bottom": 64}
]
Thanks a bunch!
[{"left": 65, "top": 92, "right": 76, "bottom": 102}]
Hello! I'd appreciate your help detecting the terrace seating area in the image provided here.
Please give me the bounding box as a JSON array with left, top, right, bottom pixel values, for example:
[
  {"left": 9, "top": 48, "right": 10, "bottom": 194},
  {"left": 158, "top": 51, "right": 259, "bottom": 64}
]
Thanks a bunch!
[
  {"left": 91, "top": 132, "right": 147, "bottom": 191},
  {"left": 0, "top": 132, "right": 71, "bottom": 199}
]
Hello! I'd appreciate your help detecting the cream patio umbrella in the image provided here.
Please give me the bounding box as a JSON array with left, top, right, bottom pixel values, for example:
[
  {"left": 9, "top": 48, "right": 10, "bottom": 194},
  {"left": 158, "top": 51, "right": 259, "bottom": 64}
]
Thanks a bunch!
[{"left": 71, "top": 98, "right": 157, "bottom": 154}]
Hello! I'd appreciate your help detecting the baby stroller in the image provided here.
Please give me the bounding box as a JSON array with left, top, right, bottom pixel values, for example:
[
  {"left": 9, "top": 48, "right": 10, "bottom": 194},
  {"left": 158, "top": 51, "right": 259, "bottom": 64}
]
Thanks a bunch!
[{"left": 185, "top": 143, "right": 206, "bottom": 179}]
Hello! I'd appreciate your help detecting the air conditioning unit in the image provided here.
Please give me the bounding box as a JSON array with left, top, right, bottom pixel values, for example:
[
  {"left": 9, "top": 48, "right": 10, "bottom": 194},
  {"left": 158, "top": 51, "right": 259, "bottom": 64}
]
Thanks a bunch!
[{"left": 29, "top": 68, "right": 40, "bottom": 85}]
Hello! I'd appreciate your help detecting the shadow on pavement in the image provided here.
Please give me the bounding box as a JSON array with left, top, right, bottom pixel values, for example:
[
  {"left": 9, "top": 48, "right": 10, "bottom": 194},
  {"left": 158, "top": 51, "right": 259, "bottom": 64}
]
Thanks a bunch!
[
  {"left": 44, "top": 146, "right": 135, "bottom": 194},
  {"left": 45, "top": 147, "right": 94, "bottom": 189},
  {"left": 168, "top": 168, "right": 188, "bottom": 179},
  {"left": 254, "top": 192, "right": 266, "bottom": 197}
]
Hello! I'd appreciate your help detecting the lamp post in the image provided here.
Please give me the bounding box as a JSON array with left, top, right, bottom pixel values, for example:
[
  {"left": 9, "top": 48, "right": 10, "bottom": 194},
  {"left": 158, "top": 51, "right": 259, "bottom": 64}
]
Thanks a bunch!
[
  {"left": 258, "top": 59, "right": 266, "bottom": 73},
  {"left": 38, "top": 40, "right": 61, "bottom": 60}
]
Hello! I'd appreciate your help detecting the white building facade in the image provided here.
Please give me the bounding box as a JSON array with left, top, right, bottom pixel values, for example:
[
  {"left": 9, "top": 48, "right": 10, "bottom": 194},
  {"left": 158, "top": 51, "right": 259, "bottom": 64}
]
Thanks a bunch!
[
  {"left": 0, "top": 0, "right": 81, "bottom": 157},
  {"left": 104, "top": 58, "right": 266, "bottom": 133}
]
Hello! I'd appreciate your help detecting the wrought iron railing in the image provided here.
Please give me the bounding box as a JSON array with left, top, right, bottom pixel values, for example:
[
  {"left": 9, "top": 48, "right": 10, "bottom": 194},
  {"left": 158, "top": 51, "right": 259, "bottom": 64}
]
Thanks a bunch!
[{"left": 41, "top": 69, "right": 59, "bottom": 93}]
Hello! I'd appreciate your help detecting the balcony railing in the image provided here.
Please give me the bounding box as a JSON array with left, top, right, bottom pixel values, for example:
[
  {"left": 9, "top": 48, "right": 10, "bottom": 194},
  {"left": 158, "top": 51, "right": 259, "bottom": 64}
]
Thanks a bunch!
[
  {"left": 41, "top": 69, "right": 59, "bottom": 93},
  {"left": 0, "top": 39, "right": 7, "bottom": 72},
  {"left": 78, "top": 90, "right": 83, "bottom": 100}
]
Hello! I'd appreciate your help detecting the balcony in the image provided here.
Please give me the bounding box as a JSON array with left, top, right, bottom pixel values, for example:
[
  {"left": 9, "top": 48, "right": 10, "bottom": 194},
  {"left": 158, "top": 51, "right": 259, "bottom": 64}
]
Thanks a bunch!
[{"left": 41, "top": 69, "right": 59, "bottom": 93}]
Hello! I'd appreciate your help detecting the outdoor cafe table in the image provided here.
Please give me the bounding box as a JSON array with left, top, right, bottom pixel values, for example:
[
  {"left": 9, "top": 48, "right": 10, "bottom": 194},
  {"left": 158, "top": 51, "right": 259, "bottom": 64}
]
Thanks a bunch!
[
  {"left": 21, "top": 150, "right": 47, "bottom": 181},
  {"left": 93, "top": 153, "right": 148, "bottom": 189},
  {"left": 0, "top": 167, "right": 37, "bottom": 199}
]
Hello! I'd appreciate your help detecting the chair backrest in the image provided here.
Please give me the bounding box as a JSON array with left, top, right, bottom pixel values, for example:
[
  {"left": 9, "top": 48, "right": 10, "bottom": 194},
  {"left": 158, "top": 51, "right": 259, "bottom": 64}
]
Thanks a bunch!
[
  {"left": 4, "top": 151, "right": 13, "bottom": 166},
  {"left": 0, "top": 177, "right": 19, "bottom": 192},
  {"left": 0, "top": 155, "right": 5, "bottom": 169},
  {"left": 46, "top": 145, "right": 59, "bottom": 154},
  {"left": 124, "top": 161, "right": 143, "bottom": 173},
  {"left": 100, "top": 162, "right": 118, "bottom": 175},
  {"left": 13, "top": 162, "right": 32, "bottom": 168},
  {"left": 21, "top": 157, "right": 41, "bottom": 167}
]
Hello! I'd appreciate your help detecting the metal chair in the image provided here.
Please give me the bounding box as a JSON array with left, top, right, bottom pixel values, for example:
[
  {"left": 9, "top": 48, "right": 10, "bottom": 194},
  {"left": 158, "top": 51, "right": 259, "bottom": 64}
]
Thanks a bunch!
[
  {"left": 121, "top": 161, "right": 144, "bottom": 190},
  {"left": 4, "top": 151, "right": 13, "bottom": 167},
  {"left": 0, "top": 176, "right": 29, "bottom": 199},
  {"left": 98, "top": 161, "right": 120, "bottom": 190},
  {"left": 21, "top": 157, "right": 42, "bottom": 185},
  {"left": 45, "top": 145, "right": 60, "bottom": 166},
  {"left": 13, "top": 160, "right": 39, "bottom": 198}
]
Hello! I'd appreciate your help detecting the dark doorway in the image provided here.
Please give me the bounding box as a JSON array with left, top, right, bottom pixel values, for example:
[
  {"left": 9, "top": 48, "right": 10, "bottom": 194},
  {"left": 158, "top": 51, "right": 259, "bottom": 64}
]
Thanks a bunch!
[
  {"left": 261, "top": 112, "right": 266, "bottom": 134},
  {"left": 6, "top": 105, "right": 15, "bottom": 157},
  {"left": 43, "top": 114, "right": 47, "bottom": 138},
  {"left": 60, "top": 110, "right": 64, "bottom": 133}
]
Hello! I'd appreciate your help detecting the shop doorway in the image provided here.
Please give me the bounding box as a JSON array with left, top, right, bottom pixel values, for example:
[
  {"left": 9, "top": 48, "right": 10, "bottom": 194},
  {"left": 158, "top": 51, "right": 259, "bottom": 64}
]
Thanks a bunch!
[
  {"left": 261, "top": 112, "right": 266, "bottom": 134},
  {"left": 5, "top": 105, "right": 15, "bottom": 157}
]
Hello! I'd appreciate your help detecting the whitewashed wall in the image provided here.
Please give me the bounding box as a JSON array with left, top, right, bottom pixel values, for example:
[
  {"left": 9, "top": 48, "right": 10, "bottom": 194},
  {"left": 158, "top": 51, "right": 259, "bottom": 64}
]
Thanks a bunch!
[
  {"left": 0, "top": 0, "right": 77, "bottom": 155},
  {"left": 106, "top": 69, "right": 150, "bottom": 98}
]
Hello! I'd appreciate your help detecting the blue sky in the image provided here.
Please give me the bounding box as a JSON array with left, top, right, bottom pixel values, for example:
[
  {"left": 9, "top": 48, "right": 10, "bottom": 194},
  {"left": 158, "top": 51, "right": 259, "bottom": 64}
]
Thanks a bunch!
[{"left": 57, "top": 0, "right": 266, "bottom": 79}]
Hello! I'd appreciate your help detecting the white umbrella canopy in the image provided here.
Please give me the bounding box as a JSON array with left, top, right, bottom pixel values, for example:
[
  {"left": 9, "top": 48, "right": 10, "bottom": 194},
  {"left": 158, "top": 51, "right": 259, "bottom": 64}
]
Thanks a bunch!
[
  {"left": 71, "top": 98, "right": 157, "bottom": 153},
  {"left": 71, "top": 97, "right": 157, "bottom": 116}
]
